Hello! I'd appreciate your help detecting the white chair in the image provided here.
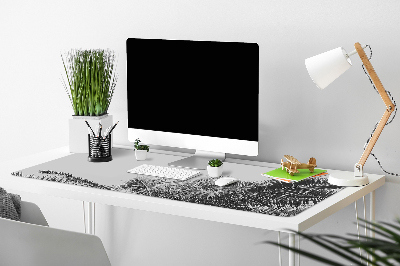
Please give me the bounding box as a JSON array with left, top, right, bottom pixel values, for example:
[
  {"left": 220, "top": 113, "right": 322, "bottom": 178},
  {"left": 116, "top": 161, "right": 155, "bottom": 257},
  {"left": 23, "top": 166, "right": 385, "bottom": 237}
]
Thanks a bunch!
[
  {"left": 0, "top": 201, "right": 111, "bottom": 266},
  {"left": 19, "top": 200, "right": 49, "bottom": 226}
]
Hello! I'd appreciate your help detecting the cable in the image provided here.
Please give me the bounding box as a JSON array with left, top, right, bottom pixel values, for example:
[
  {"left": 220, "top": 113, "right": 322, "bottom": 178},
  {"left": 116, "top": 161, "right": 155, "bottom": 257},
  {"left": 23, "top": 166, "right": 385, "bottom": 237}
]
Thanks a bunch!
[{"left": 361, "top": 45, "right": 400, "bottom": 176}]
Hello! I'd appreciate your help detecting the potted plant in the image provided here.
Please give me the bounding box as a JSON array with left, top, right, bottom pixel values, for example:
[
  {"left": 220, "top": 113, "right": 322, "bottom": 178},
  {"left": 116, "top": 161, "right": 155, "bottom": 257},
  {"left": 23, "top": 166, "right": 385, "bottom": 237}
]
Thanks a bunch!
[
  {"left": 134, "top": 138, "right": 149, "bottom": 160},
  {"left": 207, "top": 159, "right": 224, "bottom": 177},
  {"left": 61, "top": 49, "right": 118, "bottom": 153}
]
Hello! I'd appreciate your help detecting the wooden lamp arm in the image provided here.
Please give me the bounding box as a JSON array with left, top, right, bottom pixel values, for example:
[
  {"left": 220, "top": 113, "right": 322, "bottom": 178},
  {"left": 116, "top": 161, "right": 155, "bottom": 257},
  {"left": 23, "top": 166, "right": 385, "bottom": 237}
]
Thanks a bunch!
[
  {"left": 354, "top": 42, "right": 394, "bottom": 176},
  {"left": 355, "top": 43, "right": 395, "bottom": 111},
  {"left": 356, "top": 110, "right": 392, "bottom": 168}
]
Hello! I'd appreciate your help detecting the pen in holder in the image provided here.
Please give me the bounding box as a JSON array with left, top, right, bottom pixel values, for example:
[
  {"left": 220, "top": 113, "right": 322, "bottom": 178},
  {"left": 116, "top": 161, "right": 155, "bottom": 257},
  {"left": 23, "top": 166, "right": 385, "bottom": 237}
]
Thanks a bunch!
[{"left": 88, "top": 134, "right": 112, "bottom": 162}]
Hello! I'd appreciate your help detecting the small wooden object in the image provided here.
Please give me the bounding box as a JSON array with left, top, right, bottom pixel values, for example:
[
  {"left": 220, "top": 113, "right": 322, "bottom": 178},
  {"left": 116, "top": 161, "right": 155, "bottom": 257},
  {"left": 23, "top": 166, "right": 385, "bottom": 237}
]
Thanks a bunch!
[{"left": 281, "top": 155, "right": 317, "bottom": 176}]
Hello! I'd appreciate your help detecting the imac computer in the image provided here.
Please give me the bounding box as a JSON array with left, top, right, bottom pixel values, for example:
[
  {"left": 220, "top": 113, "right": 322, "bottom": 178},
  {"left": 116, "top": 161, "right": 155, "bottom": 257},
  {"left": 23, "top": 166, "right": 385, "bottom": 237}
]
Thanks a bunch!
[{"left": 126, "top": 38, "right": 259, "bottom": 169}]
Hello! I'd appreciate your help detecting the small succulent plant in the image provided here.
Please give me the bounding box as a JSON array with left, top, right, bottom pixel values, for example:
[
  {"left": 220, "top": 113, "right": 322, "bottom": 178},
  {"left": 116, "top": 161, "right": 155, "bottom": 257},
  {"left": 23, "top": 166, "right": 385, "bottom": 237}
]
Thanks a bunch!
[
  {"left": 208, "top": 159, "right": 223, "bottom": 167},
  {"left": 134, "top": 138, "right": 149, "bottom": 152}
]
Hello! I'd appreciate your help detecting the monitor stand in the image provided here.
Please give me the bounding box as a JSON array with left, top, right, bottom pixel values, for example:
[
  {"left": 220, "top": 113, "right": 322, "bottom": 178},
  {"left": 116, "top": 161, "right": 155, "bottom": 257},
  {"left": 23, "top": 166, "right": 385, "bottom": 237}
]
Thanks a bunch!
[{"left": 168, "top": 150, "right": 225, "bottom": 170}]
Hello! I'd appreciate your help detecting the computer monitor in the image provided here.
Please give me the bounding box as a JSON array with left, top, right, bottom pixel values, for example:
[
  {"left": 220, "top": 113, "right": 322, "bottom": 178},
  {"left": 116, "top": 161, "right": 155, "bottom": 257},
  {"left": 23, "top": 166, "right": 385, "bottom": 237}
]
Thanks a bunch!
[{"left": 126, "top": 38, "right": 259, "bottom": 169}]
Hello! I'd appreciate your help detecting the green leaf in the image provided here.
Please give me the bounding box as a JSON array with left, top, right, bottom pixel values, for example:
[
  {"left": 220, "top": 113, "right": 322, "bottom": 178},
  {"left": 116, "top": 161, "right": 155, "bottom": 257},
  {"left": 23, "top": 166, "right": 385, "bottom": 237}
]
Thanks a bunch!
[{"left": 263, "top": 219, "right": 400, "bottom": 266}]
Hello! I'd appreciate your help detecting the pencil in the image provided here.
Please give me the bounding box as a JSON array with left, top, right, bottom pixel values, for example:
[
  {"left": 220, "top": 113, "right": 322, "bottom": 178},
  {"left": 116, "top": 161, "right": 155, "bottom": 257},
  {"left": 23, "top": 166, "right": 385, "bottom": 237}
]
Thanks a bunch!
[
  {"left": 105, "top": 121, "right": 119, "bottom": 138},
  {"left": 103, "top": 126, "right": 112, "bottom": 138},
  {"left": 85, "top": 120, "right": 95, "bottom": 136}
]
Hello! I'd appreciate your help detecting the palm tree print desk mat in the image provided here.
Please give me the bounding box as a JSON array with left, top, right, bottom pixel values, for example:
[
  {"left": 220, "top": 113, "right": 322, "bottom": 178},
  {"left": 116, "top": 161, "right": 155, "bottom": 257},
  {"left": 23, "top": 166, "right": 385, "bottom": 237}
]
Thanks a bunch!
[{"left": 11, "top": 152, "right": 343, "bottom": 217}]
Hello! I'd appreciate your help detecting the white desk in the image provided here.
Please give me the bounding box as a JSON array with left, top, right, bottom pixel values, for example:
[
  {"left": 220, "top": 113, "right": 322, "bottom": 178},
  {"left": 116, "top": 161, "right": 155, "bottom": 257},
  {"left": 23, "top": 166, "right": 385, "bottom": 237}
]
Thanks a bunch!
[{"left": 0, "top": 146, "right": 385, "bottom": 266}]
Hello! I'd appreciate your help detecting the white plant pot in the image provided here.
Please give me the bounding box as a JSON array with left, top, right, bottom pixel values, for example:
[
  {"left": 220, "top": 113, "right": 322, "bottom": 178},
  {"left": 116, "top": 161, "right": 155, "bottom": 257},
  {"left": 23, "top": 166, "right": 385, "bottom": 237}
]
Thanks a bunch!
[
  {"left": 135, "top": 150, "right": 148, "bottom": 160},
  {"left": 69, "top": 114, "right": 113, "bottom": 153},
  {"left": 207, "top": 165, "right": 223, "bottom": 177}
]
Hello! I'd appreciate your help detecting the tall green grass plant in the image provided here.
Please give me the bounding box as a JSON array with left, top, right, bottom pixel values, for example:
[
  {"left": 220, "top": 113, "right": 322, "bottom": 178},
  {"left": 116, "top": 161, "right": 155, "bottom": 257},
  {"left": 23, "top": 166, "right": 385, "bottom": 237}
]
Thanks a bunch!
[{"left": 61, "top": 49, "right": 118, "bottom": 116}]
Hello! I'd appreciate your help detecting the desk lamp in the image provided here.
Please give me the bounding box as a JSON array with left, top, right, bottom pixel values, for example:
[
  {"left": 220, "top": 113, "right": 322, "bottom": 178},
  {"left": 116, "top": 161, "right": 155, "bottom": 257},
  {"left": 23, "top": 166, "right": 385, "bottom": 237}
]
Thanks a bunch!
[{"left": 305, "top": 42, "right": 395, "bottom": 186}]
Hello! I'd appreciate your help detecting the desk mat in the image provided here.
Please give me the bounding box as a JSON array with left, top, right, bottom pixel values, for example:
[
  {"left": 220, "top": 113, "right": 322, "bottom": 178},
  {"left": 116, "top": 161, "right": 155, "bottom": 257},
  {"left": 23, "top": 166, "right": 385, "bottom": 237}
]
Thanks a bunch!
[{"left": 11, "top": 169, "right": 344, "bottom": 217}]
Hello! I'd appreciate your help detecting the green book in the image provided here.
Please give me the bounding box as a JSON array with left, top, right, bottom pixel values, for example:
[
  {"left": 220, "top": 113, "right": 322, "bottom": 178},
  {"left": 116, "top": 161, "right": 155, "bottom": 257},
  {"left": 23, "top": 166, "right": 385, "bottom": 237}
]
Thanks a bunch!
[{"left": 262, "top": 168, "right": 327, "bottom": 182}]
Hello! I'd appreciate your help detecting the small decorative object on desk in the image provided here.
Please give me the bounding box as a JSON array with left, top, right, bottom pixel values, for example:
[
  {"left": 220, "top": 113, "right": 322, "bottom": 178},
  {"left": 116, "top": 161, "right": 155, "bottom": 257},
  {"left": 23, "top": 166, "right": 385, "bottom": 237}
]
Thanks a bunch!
[
  {"left": 280, "top": 155, "right": 317, "bottom": 176},
  {"left": 207, "top": 159, "right": 223, "bottom": 177},
  {"left": 263, "top": 168, "right": 328, "bottom": 183},
  {"left": 263, "top": 155, "right": 326, "bottom": 183},
  {"left": 134, "top": 138, "right": 149, "bottom": 161},
  {"left": 88, "top": 134, "right": 112, "bottom": 162},
  {"left": 86, "top": 120, "right": 118, "bottom": 162}
]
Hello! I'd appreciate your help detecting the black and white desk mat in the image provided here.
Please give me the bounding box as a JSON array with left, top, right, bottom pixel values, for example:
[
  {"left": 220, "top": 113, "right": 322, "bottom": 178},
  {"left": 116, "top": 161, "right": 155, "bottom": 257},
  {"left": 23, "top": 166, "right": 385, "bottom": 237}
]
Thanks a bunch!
[{"left": 11, "top": 149, "right": 344, "bottom": 217}]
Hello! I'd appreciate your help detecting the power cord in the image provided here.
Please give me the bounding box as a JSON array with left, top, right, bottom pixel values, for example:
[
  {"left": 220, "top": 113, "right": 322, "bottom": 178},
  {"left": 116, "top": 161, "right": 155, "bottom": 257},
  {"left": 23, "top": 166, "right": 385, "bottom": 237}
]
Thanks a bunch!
[{"left": 361, "top": 45, "right": 399, "bottom": 176}]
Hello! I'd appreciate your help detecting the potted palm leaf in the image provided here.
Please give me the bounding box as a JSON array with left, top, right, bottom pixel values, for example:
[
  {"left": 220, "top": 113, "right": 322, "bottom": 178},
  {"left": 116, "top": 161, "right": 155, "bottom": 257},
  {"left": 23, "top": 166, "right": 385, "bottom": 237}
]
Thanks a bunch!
[
  {"left": 61, "top": 49, "right": 118, "bottom": 153},
  {"left": 264, "top": 218, "right": 400, "bottom": 266}
]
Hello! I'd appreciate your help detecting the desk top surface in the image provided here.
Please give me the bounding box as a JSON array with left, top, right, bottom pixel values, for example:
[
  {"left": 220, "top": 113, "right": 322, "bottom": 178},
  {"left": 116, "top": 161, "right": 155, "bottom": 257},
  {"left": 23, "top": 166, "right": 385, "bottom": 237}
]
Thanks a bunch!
[{"left": 0, "top": 146, "right": 385, "bottom": 232}]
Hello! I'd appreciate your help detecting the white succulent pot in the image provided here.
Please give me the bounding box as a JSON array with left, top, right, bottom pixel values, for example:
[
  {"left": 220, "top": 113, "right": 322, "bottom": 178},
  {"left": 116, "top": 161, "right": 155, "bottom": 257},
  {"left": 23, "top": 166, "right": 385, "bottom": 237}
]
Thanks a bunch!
[
  {"left": 135, "top": 150, "right": 148, "bottom": 160},
  {"left": 207, "top": 165, "right": 223, "bottom": 178},
  {"left": 69, "top": 114, "right": 113, "bottom": 153}
]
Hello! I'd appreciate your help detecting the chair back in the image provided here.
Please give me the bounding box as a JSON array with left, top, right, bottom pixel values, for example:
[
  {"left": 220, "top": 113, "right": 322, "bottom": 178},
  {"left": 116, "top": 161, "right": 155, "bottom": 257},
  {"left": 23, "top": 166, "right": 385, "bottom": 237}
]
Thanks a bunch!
[
  {"left": 20, "top": 201, "right": 48, "bottom": 226},
  {"left": 0, "top": 202, "right": 111, "bottom": 266}
]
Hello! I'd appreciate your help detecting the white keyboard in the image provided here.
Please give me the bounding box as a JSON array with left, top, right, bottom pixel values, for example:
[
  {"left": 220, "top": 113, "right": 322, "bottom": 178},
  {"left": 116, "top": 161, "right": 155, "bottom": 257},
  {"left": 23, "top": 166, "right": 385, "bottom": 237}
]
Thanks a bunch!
[{"left": 127, "top": 164, "right": 201, "bottom": 180}]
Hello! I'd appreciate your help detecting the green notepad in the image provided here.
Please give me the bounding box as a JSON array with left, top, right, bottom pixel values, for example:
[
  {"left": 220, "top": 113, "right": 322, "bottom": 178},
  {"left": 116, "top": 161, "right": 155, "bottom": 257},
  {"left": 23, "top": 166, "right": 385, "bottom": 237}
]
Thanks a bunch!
[{"left": 262, "top": 168, "right": 327, "bottom": 182}]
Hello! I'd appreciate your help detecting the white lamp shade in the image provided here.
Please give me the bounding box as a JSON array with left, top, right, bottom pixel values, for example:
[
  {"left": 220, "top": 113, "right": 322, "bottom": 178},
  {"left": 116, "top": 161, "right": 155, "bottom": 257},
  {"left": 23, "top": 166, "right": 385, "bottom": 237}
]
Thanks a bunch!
[{"left": 305, "top": 47, "right": 352, "bottom": 89}]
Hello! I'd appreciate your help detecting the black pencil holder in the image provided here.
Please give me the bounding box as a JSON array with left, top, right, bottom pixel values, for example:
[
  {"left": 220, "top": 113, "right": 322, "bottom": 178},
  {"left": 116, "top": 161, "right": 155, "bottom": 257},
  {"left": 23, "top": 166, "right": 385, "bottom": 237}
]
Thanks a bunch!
[{"left": 88, "top": 134, "right": 112, "bottom": 162}]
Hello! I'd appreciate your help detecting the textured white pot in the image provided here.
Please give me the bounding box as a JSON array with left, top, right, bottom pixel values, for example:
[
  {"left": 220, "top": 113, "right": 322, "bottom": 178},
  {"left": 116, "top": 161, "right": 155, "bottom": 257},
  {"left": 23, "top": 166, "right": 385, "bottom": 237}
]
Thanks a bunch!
[
  {"left": 207, "top": 165, "right": 223, "bottom": 177},
  {"left": 69, "top": 114, "right": 113, "bottom": 153},
  {"left": 135, "top": 150, "right": 148, "bottom": 160}
]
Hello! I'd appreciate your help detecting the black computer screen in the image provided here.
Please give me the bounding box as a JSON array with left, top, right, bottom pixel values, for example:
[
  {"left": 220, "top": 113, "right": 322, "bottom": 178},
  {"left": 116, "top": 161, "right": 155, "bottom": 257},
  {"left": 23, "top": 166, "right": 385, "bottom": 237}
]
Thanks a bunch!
[{"left": 126, "top": 38, "right": 259, "bottom": 142}]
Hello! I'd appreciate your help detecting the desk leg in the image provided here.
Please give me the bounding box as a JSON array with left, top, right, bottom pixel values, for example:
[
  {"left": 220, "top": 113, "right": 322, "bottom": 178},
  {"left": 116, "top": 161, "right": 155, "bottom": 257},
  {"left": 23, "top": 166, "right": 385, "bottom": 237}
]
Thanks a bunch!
[
  {"left": 370, "top": 190, "right": 375, "bottom": 238},
  {"left": 83, "top": 201, "right": 95, "bottom": 235},
  {"left": 370, "top": 190, "right": 376, "bottom": 265},
  {"left": 289, "top": 233, "right": 295, "bottom": 266},
  {"left": 297, "top": 234, "right": 300, "bottom": 266}
]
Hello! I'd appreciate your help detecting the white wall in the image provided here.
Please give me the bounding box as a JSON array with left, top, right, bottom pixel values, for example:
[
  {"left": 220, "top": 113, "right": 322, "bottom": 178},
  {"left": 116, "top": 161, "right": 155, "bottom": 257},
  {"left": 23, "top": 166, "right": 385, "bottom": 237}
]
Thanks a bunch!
[{"left": 2, "top": 0, "right": 400, "bottom": 265}]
